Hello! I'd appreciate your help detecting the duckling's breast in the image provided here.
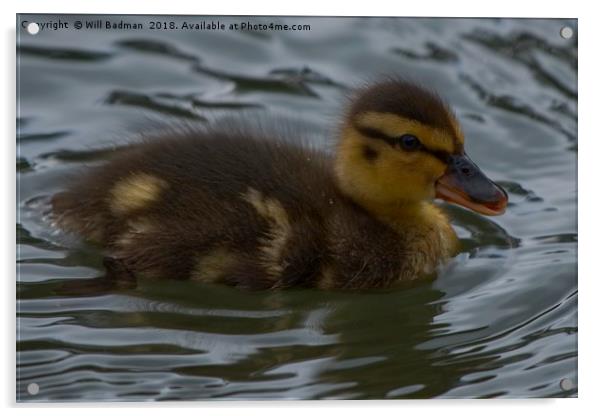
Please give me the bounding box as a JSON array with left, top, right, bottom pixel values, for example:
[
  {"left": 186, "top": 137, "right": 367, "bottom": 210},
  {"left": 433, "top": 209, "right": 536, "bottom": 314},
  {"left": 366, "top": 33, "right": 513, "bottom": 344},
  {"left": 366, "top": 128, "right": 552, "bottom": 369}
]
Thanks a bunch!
[{"left": 313, "top": 201, "right": 457, "bottom": 290}]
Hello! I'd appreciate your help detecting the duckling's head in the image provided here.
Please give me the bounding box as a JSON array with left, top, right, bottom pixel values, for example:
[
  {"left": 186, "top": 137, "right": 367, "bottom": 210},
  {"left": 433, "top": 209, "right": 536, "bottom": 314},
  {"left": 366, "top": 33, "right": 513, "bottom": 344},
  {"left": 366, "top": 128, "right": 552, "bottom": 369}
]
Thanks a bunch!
[{"left": 335, "top": 79, "right": 507, "bottom": 217}]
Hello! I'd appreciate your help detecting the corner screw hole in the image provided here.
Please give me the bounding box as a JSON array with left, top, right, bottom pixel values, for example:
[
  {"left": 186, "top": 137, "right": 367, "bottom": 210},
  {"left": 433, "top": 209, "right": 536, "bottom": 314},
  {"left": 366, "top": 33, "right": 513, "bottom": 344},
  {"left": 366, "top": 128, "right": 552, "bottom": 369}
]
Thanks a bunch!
[
  {"left": 559, "top": 378, "right": 574, "bottom": 391},
  {"left": 26, "top": 22, "right": 40, "bottom": 35},
  {"left": 560, "top": 26, "right": 574, "bottom": 40},
  {"left": 27, "top": 382, "right": 39, "bottom": 395}
]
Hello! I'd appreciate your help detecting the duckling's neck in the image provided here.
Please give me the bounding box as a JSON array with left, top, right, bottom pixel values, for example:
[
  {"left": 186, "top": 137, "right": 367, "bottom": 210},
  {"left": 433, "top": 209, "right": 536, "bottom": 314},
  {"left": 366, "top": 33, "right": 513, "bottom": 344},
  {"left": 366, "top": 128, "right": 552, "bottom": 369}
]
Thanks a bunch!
[
  {"left": 360, "top": 198, "right": 442, "bottom": 230},
  {"left": 349, "top": 195, "right": 459, "bottom": 259}
]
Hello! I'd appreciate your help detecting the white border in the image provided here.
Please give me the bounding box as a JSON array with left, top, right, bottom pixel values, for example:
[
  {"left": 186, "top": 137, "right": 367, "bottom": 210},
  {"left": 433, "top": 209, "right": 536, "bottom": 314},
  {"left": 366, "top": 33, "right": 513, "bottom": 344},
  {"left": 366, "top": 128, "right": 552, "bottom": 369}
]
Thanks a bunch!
[{"left": 3, "top": 0, "right": 599, "bottom": 414}]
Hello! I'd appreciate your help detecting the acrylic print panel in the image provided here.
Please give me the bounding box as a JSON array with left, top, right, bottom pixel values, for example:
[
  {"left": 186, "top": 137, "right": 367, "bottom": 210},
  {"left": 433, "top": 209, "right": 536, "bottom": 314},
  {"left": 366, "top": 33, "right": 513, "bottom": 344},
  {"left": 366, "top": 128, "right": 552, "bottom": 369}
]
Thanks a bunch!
[{"left": 16, "top": 14, "right": 577, "bottom": 401}]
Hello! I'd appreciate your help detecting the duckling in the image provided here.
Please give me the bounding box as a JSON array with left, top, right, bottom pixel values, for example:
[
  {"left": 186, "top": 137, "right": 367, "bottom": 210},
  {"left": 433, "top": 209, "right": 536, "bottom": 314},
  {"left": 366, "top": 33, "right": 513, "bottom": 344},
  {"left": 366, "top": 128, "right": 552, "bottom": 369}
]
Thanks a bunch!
[{"left": 51, "top": 79, "right": 507, "bottom": 290}]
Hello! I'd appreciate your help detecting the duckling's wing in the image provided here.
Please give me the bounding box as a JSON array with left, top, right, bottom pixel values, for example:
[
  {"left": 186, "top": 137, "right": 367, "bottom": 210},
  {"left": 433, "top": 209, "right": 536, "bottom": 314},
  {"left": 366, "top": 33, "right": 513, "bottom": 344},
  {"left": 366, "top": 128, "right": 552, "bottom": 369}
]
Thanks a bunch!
[{"left": 52, "top": 127, "right": 338, "bottom": 286}]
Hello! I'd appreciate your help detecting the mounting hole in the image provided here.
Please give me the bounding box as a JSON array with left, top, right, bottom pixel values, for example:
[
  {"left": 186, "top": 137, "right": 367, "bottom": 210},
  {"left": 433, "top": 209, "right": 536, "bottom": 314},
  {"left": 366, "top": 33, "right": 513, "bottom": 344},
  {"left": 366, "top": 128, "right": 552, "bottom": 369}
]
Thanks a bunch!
[
  {"left": 26, "top": 22, "right": 40, "bottom": 35},
  {"left": 559, "top": 378, "right": 574, "bottom": 391},
  {"left": 27, "top": 382, "right": 39, "bottom": 395},
  {"left": 560, "top": 26, "right": 574, "bottom": 40}
]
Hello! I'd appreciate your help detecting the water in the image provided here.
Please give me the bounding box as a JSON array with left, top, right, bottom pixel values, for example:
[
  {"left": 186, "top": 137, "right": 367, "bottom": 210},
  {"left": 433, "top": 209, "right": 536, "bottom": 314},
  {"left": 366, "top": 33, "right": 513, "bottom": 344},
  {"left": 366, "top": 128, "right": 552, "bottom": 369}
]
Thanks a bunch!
[{"left": 16, "top": 15, "right": 577, "bottom": 401}]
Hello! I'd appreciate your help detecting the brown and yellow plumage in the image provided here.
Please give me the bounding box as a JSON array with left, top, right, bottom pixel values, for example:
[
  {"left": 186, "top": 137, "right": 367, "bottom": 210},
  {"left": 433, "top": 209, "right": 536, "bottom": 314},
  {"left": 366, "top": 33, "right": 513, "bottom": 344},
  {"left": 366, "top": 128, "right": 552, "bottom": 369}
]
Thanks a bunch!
[{"left": 51, "top": 79, "right": 507, "bottom": 290}]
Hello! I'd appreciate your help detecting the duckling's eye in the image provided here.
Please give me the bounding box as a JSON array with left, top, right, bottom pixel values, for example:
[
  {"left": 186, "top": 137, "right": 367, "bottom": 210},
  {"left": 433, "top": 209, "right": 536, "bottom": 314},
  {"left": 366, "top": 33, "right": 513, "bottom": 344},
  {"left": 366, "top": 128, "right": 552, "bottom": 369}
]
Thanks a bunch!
[{"left": 397, "top": 134, "right": 422, "bottom": 151}]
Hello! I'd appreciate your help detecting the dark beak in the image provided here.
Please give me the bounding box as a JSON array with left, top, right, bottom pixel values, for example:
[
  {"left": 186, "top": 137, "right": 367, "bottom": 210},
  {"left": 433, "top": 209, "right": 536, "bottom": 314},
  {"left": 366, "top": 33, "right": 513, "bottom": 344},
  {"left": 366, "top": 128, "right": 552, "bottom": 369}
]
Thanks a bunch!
[{"left": 435, "top": 153, "right": 508, "bottom": 216}]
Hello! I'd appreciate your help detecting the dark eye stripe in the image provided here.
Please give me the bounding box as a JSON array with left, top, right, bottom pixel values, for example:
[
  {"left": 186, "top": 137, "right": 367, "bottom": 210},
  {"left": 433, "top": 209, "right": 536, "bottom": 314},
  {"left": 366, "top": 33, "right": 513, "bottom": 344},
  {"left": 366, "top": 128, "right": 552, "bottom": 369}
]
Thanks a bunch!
[
  {"left": 356, "top": 126, "right": 450, "bottom": 164},
  {"left": 356, "top": 126, "right": 397, "bottom": 146}
]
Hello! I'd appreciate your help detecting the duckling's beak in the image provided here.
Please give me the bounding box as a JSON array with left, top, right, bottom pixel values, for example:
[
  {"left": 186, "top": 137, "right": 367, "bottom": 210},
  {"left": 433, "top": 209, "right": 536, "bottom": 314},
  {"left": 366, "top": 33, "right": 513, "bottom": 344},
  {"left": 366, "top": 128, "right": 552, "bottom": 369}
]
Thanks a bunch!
[{"left": 435, "top": 153, "right": 508, "bottom": 216}]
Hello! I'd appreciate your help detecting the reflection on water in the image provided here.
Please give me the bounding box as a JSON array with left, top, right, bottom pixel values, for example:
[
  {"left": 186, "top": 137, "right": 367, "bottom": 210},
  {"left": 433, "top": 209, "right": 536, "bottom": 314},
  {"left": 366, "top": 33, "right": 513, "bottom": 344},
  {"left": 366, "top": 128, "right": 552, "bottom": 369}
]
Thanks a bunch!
[{"left": 17, "top": 15, "right": 577, "bottom": 401}]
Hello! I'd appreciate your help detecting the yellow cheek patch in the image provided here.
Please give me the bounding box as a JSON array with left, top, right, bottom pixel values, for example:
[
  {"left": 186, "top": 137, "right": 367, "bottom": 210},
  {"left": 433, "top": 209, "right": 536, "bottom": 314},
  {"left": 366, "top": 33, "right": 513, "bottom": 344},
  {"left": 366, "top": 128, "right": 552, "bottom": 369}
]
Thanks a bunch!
[
  {"left": 109, "top": 173, "right": 168, "bottom": 215},
  {"left": 356, "top": 112, "right": 456, "bottom": 154},
  {"left": 192, "top": 248, "right": 238, "bottom": 282},
  {"left": 243, "top": 188, "right": 291, "bottom": 280},
  {"left": 335, "top": 126, "right": 448, "bottom": 219}
]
